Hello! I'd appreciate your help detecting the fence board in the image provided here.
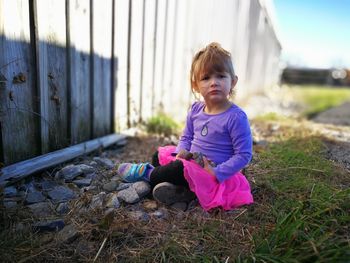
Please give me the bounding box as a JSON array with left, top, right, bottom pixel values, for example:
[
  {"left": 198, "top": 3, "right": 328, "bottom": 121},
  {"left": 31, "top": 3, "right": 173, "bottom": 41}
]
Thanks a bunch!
[
  {"left": 92, "top": 0, "right": 113, "bottom": 137},
  {"left": 0, "top": 0, "right": 40, "bottom": 164},
  {"left": 35, "top": 0, "right": 68, "bottom": 153},
  {"left": 114, "top": 0, "right": 129, "bottom": 131},
  {"left": 68, "top": 0, "right": 91, "bottom": 144}
]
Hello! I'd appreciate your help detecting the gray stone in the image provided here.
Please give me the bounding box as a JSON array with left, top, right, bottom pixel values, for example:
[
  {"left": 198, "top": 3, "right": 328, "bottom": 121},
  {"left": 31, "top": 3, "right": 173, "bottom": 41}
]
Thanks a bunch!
[
  {"left": 89, "top": 192, "right": 106, "bottom": 209},
  {"left": 4, "top": 200, "right": 17, "bottom": 209},
  {"left": 32, "top": 219, "right": 65, "bottom": 232},
  {"left": 75, "top": 164, "right": 95, "bottom": 174},
  {"left": 93, "top": 157, "right": 114, "bottom": 169},
  {"left": 56, "top": 202, "right": 70, "bottom": 215},
  {"left": 40, "top": 180, "right": 58, "bottom": 191},
  {"left": 56, "top": 165, "right": 83, "bottom": 181},
  {"left": 19, "top": 181, "right": 36, "bottom": 193},
  {"left": 150, "top": 209, "right": 168, "bottom": 219},
  {"left": 4, "top": 186, "right": 17, "bottom": 197},
  {"left": 128, "top": 210, "right": 150, "bottom": 221},
  {"left": 132, "top": 181, "right": 151, "bottom": 198},
  {"left": 80, "top": 185, "right": 97, "bottom": 193},
  {"left": 73, "top": 178, "right": 92, "bottom": 187},
  {"left": 27, "top": 202, "right": 53, "bottom": 217},
  {"left": 25, "top": 191, "right": 46, "bottom": 204},
  {"left": 105, "top": 193, "right": 120, "bottom": 208},
  {"left": 48, "top": 186, "right": 76, "bottom": 203},
  {"left": 116, "top": 182, "right": 132, "bottom": 191},
  {"left": 85, "top": 172, "right": 98, "bottom": 180},
  {"left": 57, "top": 224, "right": 79, "bottom": 243},
  {"left": 102, "top": 181, "right": 118, "bottom": 192},
  {"left": 117, "top": 187, "right": 140, "bottom": 204},
  {"left": 89, "top": 161, "right": 98, "bottom": 166}
]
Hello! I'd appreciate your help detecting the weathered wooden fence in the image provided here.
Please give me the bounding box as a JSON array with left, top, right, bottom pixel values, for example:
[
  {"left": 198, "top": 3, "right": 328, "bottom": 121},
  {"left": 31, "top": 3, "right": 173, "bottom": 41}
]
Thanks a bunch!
[{"left": 0, "top": 0, "right": 281, "bottom": 166}]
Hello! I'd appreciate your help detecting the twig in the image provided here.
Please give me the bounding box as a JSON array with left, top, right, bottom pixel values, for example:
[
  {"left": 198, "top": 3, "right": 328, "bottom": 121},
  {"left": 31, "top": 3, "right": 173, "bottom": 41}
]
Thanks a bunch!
[
  {"left": 253, "top": 166, "right": 325, "bottom": 175},
  {"left": 93, "top": 237, "right": 107, "bottom": 262},
  {"left": 233, "top": 209, "right": 247, "bottom": 220}
]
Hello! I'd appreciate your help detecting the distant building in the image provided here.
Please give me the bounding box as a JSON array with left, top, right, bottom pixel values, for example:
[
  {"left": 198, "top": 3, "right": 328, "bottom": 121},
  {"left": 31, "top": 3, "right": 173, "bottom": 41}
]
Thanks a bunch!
[{"left": 281, "top": 67, "right": 350, "bottom": 86}]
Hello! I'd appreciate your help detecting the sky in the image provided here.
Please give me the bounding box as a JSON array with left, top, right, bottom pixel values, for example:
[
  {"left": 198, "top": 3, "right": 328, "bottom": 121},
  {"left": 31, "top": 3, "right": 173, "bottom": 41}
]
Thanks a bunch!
[{"left": 273, "top": 0, "right": 350, "bottom": 69}]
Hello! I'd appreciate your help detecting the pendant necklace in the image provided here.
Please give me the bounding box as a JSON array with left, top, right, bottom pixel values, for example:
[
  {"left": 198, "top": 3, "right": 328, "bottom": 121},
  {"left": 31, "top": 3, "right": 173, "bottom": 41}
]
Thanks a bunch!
[{"left": 201, "top": 121, "right": 209, "bottom": 136}]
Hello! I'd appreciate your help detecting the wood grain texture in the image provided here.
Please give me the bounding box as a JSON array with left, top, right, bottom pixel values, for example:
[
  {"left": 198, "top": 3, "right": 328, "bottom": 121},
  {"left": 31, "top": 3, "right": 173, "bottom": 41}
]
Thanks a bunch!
[{"left": 0, "top": 0, "right": 41, "bottom": 165}]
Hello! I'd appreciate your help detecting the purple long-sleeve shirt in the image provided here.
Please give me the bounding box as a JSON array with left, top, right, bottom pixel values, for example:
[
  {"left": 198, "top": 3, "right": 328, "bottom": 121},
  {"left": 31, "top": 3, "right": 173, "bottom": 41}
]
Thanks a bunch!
[{"left": 176, "top": 101, "right": 252, "bottom": 183}]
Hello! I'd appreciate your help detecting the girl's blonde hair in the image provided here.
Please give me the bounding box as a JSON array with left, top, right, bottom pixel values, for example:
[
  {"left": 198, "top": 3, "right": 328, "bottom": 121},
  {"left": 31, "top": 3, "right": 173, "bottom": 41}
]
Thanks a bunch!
[{"left": 190, "top": 42, "right": 235, "bottom": 92}]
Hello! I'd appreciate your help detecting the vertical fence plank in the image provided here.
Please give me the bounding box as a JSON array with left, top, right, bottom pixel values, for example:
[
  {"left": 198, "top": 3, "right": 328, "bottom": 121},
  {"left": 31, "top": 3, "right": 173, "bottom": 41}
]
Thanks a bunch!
[
  {"left": 92, "top": 0, "right": 113, "bottom": 137},
  {"left": 35, "top": 0, "right": 68, "bottom": 153},
  {"left": 114, "top": 0, "right": 130, "bottom": 131},
  {"left": 68, "top": 0, "right": 91, "bottom": 144},
  {"left": 0, "top": 0, "right": 40, "bottom": 165}
]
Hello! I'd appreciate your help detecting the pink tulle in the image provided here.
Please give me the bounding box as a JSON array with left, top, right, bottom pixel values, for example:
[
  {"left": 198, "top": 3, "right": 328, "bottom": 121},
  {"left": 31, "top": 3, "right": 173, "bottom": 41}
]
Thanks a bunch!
[{"left": 158, "top": 146, "right": 254, "bottom": 211}]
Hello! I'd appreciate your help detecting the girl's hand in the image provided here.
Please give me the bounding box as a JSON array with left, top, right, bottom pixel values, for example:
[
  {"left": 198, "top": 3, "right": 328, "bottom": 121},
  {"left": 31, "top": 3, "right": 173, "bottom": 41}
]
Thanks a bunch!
[
  {"left": 203, "top": 157, "right": 216, "bottom": 178},
  {"left": 176, "top": 149, "right": 193, "bottom": 160}
]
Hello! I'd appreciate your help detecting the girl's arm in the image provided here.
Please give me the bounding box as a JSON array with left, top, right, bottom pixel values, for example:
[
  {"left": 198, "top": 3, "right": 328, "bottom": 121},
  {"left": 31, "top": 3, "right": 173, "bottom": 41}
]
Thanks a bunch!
[
  {"left": 175, "top": 105, "right": 195, "bottom": 153},
  {"left": 212, "top": 111, "right": 253, "bottom": 183}
]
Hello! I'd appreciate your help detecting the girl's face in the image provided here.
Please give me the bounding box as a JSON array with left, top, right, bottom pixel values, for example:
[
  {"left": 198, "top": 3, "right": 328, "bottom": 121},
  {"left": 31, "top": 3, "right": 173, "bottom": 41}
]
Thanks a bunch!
[{"left": 194, "top": 71, "right": 237, "bottom": 106}]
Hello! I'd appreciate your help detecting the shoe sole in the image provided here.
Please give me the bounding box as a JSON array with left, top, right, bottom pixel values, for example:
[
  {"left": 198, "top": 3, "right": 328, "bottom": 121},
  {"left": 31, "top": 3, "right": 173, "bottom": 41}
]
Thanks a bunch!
[{"left": 153, "top": 182, "right": 195, "bottom": 205}]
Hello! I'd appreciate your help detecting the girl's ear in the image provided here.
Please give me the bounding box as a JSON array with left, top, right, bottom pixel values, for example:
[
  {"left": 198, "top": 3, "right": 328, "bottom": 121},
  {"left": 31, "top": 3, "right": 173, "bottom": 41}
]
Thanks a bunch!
[{"left": 231, "top": 75, "right": 238, "bottom": 88}]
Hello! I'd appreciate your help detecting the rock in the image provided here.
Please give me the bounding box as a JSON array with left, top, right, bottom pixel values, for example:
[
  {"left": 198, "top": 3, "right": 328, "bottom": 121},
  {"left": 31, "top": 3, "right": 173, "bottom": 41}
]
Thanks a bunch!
[
  {"left": 27, "top": 202, "right": 53, "bottom": 217},
  {"left": 40, "top": 180, "right": 58, "bottom": 191},
  {"left": 57, "top": 224, "right": 79, "bottom": 243},
  {"left": 150, "top": 209, "right": 168, "bottom": 219},
  {"left": 90, "top": 192, "right": 106, "bottom": 209},
  {"left": 102, "top": 181, "right": 118, "bottom": 192},
  {"left": 142, "top": 200, "right": 158, "bottom": 210},
  {"left": 85, "top": 173, "right": 98, "bottom": 180},
  {"left": 25, "top": 191, "right": 46, "bottom": 204},
  {"left": 105, "top": 193, "right": 120, "bottom": 209},
  {"left": 80, "top": 185, "right": 97, "bottom": 193},
  {"left": 89, "top": 161, "right": 98, "bottom": 166},
  {"left": 132, "top": 181, "right": 151, "bottom": 198},
  {"left": 56, "top": 165, "right": 83, "bottom": 181},
  {"left": 4, "top": 186, "right": 17, "bottom": 197},
  {"left": 32, "top": 219, "right": 65, "bottom": 232},
  {"left": 171, "top": 202, "right": 188, "bottom": 211},
  {"left": 116, "top": 182, "right": 132, "bottom": 191},
  {"left": 93, "top": 157, "right": 114, "bottom": 169},
  {"left": 48, "top": 186, "right": 76, "bottom": 204},
  {"left": 19, "top": 181, "right": 36, "bottom": 193},
  {"left": 75, "top": 164, "right": 95, "bottom": 174},
  {"left": 128, "top": 210, "right": 150, "bottom": 221},
  {"left": 117, "top": 187, "right": 140, "bottom": 204},
  {"left": 56, "top": 202, "right": 70, "bottom": 215},
  {"left": 4, "top": 200, "right": 17, "bottom": 209},
  {"left": 73, "top": 178, "right": 92, "bottom": 187}
]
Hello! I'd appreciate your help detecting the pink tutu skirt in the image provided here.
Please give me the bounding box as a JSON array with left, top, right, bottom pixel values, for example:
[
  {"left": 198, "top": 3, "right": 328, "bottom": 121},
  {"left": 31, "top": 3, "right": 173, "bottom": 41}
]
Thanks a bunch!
[{"left": 158, "top": 146, "right": 254, "bottom": 211}]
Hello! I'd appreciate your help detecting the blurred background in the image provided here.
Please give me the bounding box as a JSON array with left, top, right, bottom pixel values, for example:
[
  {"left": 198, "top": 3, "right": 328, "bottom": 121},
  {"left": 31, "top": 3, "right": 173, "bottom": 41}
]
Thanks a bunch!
[{"left": 1, "top": 0, "right": 350, "bottom": 165}]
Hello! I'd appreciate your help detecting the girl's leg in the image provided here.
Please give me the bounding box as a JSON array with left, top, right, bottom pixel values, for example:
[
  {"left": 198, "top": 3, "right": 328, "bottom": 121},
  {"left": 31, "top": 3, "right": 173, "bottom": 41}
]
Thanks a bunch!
[
  {"left": 149, "top": 159, "right": 189, "bottom": 188},
  {"left": 151, "top": 151, "right": 161, "bottom": 167}
]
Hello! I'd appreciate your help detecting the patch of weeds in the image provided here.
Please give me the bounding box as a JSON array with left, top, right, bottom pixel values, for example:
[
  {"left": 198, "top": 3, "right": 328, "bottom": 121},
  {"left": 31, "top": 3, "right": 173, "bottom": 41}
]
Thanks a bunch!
[
  {"left": 145, "top": 113, "right": 179, "bottom": 136},
  {"left": 253, "top": 112, "right": 291, "bottom": 122},
  {"left": 243, "top": 134, "right": 350, "bottom": 262}
]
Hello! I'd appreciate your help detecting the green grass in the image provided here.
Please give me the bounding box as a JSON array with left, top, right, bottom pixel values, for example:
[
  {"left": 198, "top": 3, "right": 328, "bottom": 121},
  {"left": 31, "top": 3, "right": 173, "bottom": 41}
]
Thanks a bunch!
[
  {"left": 145, "top": 113, "right": 180, "bottom": 136},
  {"left": 291, "top": 85, "right": 350, "bottom": 117},
  {"left": 241, "top": 134, "right": 350, "bottom": 262}
]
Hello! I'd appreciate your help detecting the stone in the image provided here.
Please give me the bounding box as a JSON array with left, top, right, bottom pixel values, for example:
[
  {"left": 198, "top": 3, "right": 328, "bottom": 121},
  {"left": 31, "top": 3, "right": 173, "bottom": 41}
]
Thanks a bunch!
[
  {"left": 80, "top": 185, "right": 97, "bottom": 193},
  {"left": 4, "top": 200, "right": 17, "bottom": 209},
  {"left": 150, "top": 209, "right": 168, "bottom": 219},
  {"left": 116, "top": 182, "right": 132, "bottom": 191},
  {"left": 93, "top": 157, "right": 114, "bottom": 169},
  {"left": 117, "top": 187, "right": 140, "bottom": 204},
  {"left": 132, "top": 181, "right": 151, "bottom": 198},
  {"left": 57, "top": 224, "right": 79, "bottom": 243},
  {"left": 105, "top": 193, "right": 120, "bottom": 209},
  {"left": 27, "top": 202, "right": 53, "bottom": 217},
  {"left": 25, "top": 191, "right": 46, "bottom": 204},
  {"left": 85, "top": 173, "right": 98, "bottom": 180},
  {"left": 142, "top": 200, "right": 158, "bottom": 210},
  {"left": 4, "top": 186, "right": 17, "bottom": 197},
  {"left": 56, "top": 165, "right": 83, "bottom": 181},
  {"left": 102, "top": 181, "right": 118, "bottom": 192},
  {"left": 73, "top": 178, "right": 92, "bottom": 187},
  {"left": 89, "top": 192, "right": 106, "bottom": 209},
  {"left": 32, "top": 219, "right": 65, "bottom": 232},
  {"left": 75, "top": 164, "right": 95, "bottom": 174},
  {"left": 48, "top": 186, "right": 76, "bottom": 203},
  {"left": 128, "top": 210, "right": 150, "bottom": 221},
  {"left": 56, "top": 202, "right": 70, "bottom": 215},
  {"left": 40, "top": 180, "right": 58, "bottom": 191}
]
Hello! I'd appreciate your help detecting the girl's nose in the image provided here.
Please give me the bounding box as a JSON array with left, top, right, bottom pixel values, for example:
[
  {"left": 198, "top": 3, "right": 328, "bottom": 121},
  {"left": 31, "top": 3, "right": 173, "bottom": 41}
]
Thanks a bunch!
[{"left": 210, "top": 77, "right": 218, "bottom": 86}]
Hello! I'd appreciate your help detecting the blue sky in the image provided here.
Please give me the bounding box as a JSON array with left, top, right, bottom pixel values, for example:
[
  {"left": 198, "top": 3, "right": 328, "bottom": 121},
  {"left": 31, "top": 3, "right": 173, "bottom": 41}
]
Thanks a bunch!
[{"left": 273, "top": 0, "right": 350, "bottom": 68}]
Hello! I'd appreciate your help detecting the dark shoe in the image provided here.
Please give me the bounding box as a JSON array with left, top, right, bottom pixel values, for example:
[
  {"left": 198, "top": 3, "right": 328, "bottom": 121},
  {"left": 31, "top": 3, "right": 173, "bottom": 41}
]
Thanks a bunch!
[{"left": 152, "top": 182, "right": 196, "bottom": 205}]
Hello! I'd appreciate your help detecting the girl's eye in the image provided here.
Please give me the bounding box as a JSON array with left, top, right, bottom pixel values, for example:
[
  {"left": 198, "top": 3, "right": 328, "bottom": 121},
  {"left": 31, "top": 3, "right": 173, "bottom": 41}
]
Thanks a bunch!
[
  {"left": 201, "top": 76, "right": 209, "bottom": 81},
  {"left": 219, "top": 74, "right": 226, "bottom": 78}
]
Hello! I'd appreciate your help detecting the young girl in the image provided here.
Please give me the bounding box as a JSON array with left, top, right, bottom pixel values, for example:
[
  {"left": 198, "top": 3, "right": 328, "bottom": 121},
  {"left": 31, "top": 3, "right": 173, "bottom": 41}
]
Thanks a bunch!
[{"left": 118, "top": 42, "right": 253, "bottom": 211}]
